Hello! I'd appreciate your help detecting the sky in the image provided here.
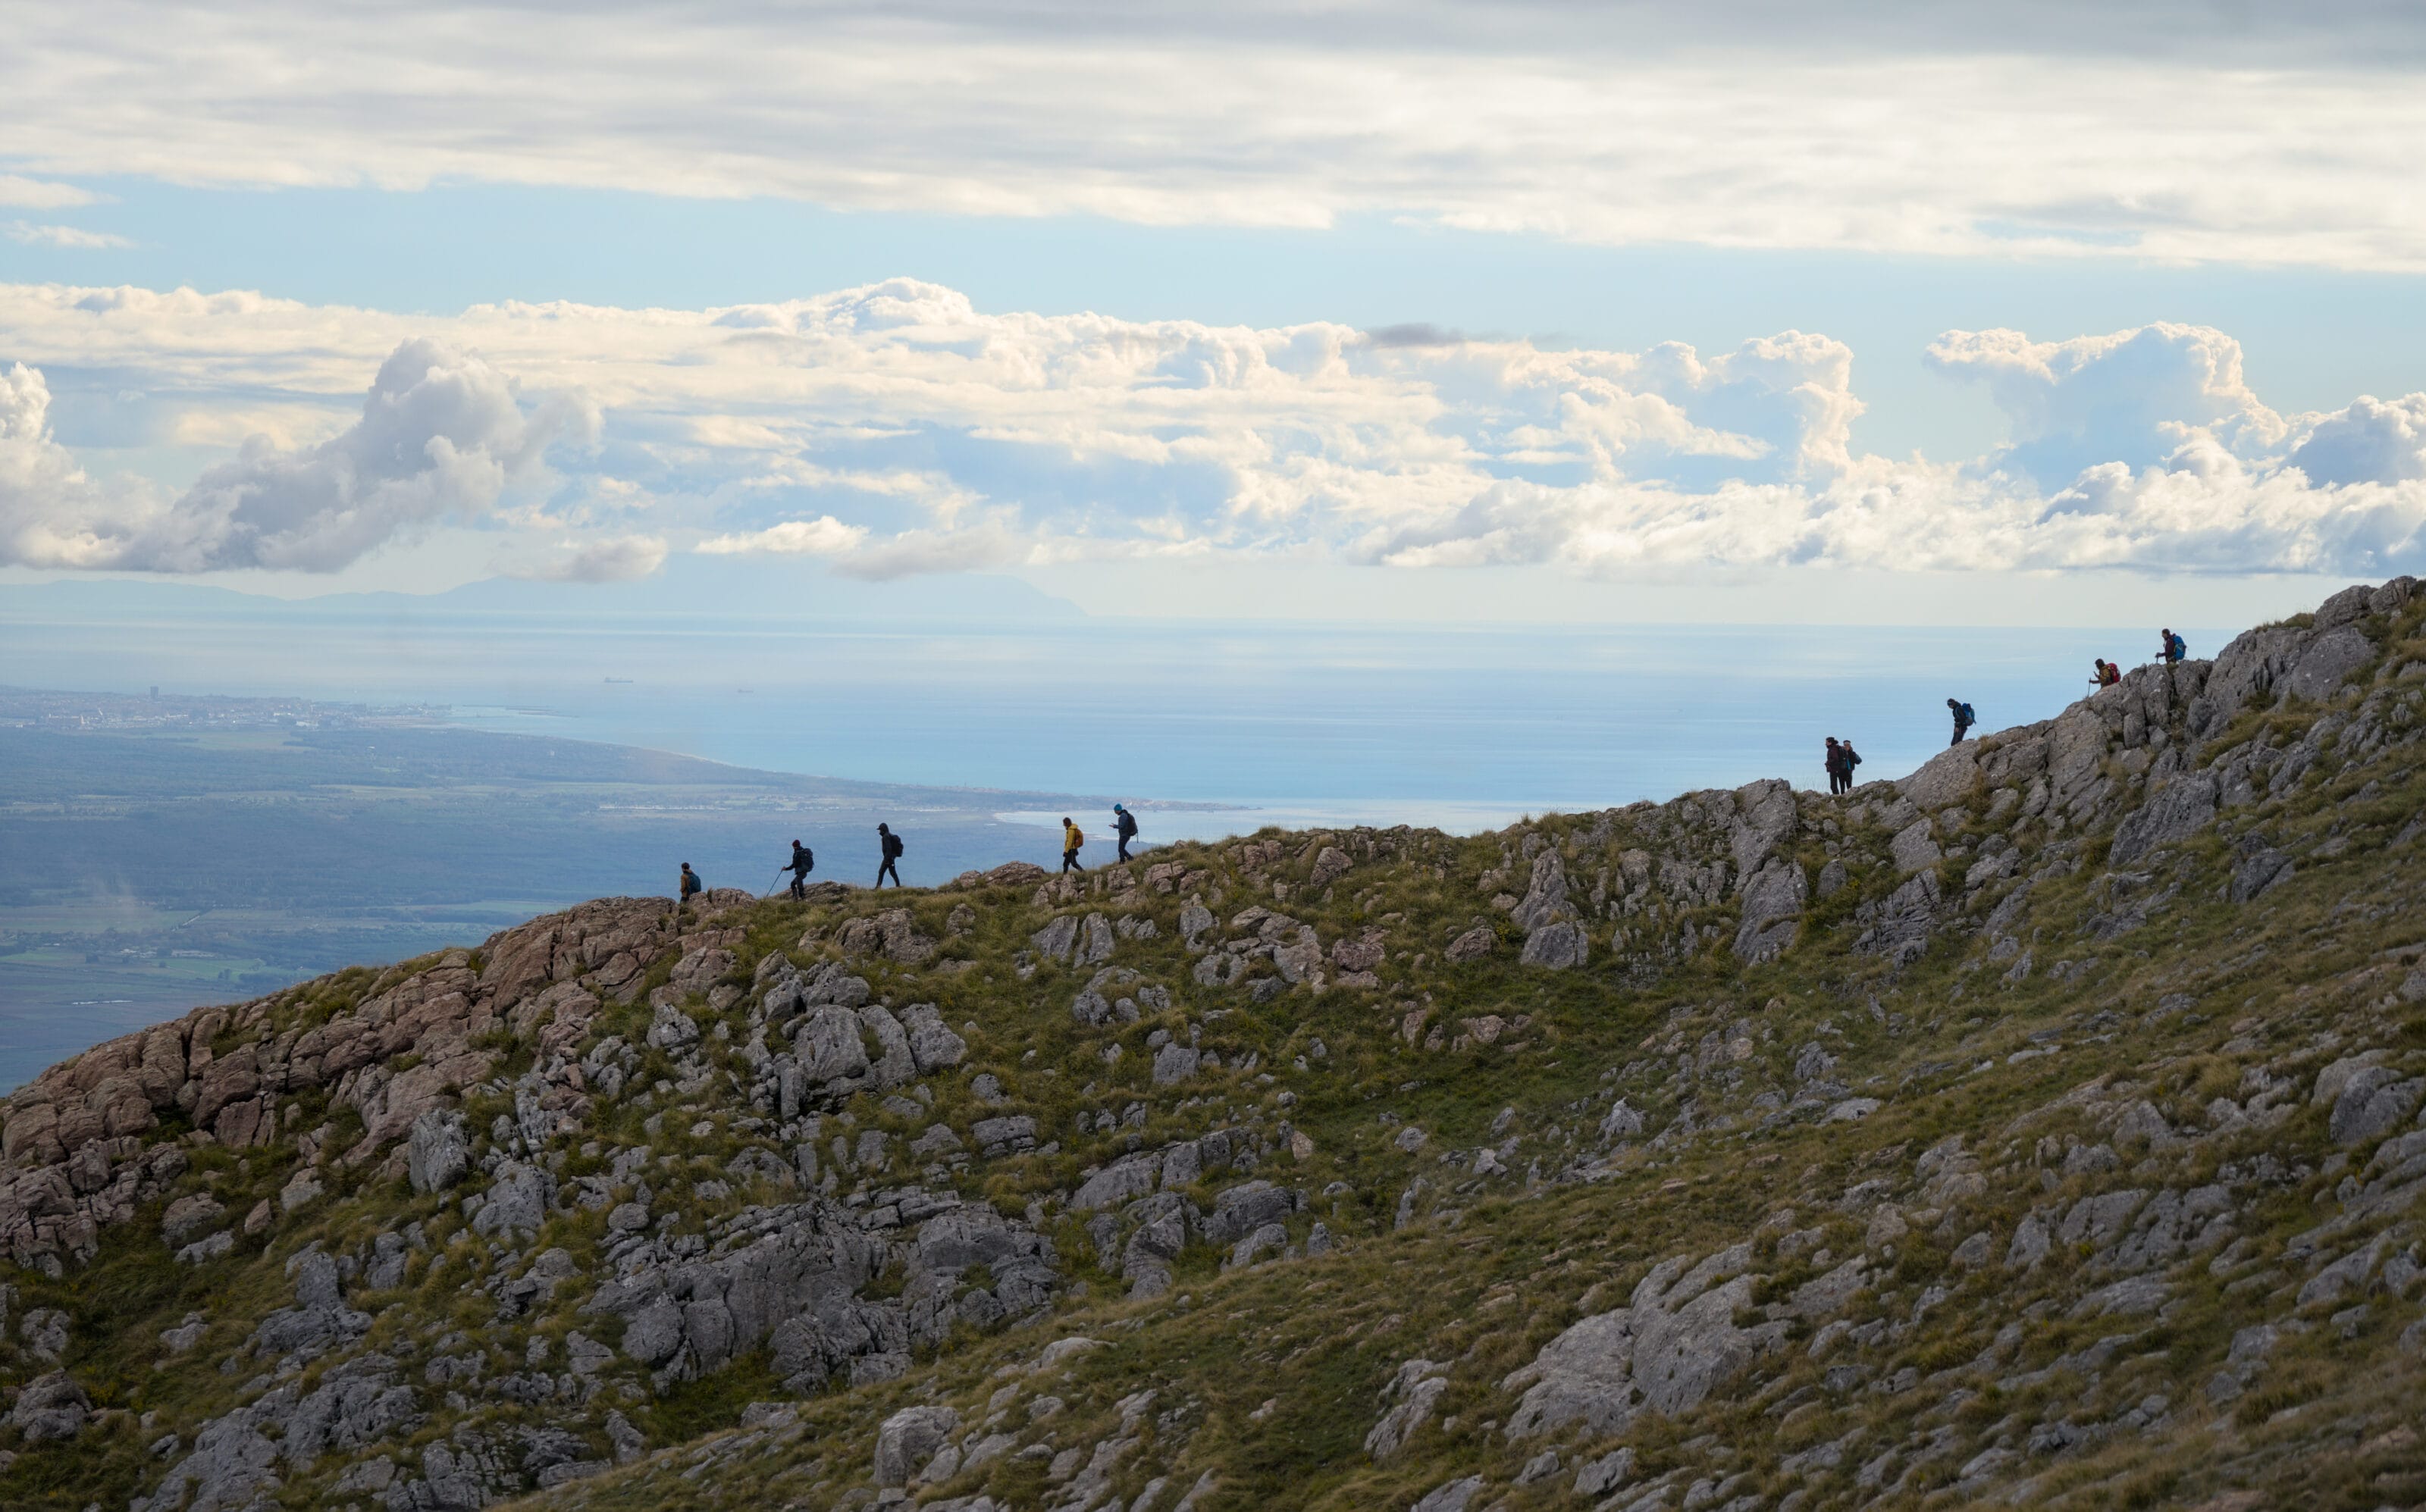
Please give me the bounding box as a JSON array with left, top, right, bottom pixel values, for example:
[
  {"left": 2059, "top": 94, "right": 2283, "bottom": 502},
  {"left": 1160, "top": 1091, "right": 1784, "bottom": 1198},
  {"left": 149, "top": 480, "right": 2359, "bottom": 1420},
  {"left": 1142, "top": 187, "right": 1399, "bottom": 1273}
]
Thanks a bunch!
[{"left": 3, "top": 2, "right": 2426, "bottom": 624}]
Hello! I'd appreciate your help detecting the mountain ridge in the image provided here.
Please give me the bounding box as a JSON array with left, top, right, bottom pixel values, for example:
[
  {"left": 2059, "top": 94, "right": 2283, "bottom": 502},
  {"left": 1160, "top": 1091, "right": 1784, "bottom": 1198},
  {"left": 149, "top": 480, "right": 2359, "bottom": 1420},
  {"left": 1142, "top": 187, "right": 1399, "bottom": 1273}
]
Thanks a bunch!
[{"left": 2, "top": 577, "right": 2424, "bottom": 1510}]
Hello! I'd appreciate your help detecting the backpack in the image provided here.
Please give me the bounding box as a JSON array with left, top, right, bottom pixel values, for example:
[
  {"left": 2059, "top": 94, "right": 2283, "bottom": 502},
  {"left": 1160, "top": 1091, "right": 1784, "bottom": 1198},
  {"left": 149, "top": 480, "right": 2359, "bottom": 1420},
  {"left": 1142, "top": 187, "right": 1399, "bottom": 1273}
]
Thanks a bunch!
[
  {"left": 1117, "top": 811, "right": 1137, "bottom": 837},
  {"left": 681, "top": 871, "right": 701, "bottom": 897},
  {"left": 1958, "top": 702, "right": 1975, "bottom": 725},
  {"left": 2169, "top": 632, "right": 2186, "bottom": 660},
  {"left": 1846, "top": 747, "right": 1863, "bottom": 768},
  {"left": 797, "top": 847, "right": 814, "bottom": 872},
  {"left": 884, "top": 833, "right": 904, "bottom": 859},
  {"left": 1070, "top": 828, "right": 1086, "bottom": 849}
]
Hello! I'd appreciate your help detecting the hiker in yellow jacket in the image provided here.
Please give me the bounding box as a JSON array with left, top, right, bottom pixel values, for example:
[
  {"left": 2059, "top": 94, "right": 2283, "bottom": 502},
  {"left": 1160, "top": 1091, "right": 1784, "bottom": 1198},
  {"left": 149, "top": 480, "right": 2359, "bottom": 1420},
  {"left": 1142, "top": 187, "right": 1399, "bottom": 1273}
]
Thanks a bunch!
[{"left": 1060, "top": 816, "right": 1085, "bottom": 875}]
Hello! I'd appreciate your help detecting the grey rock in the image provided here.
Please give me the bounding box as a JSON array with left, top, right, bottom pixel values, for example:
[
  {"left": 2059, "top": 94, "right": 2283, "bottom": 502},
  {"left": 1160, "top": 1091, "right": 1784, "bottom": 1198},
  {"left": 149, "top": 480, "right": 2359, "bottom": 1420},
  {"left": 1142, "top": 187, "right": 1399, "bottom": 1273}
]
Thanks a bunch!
[
  {"left": 1153, "top": 1043, "right": 1203, "bottom": 1086},
  {"left": 859, "top": 1003, "right": 918, "bottom": 1089},
  {"left": 1599, "top": 1100, "right": 1645, "bottom": 1141},
  {"left": 1227, "top": 1222, "right": 1289, "bottom": 1269},
  {"left": 1509, "top": 850, "right": 1574, "bottom": 932},
  {"left": 9, "top": 1370, "right": 89, "bottom": 1442},
  {"left": 1204, "top": 1181, "right": 1296, "bottom": 1246},
  {"left": 1273, "top": 927, "right": 1325, "bottom": 984},
  {"left": 1032, "top": 916, "right": 1080, "bottom": 963},
  {"left": 1078, "top": 913, "right": 1116, "bottom": 967},
  {"left": 470, "top": 1161, "right": 556, "bottom": 1241},
  {"left": 2284, "top": 624, "right": 2374, "bottom": 702},
  {"left": 973, "top": 1115, "right": 1038, "bottom": 1157},
  {"left": 1520, "top": 920, "right": 1591, "bottom": 970},
  {"left": 175, "top": 1232, "right": 237, "bottom": 1266},
  {"left": 605, "top": 1409, "right": 647, "bottom": 1463},
  {"left": 2068, "top": 1275, "right": 2170, "bottom": 1317},
  {"left": 407, "top": 1109, "right": 470, "bottom": 1194},
  {"left": 162, "top": 1192, "right": 227, "bottom": 1244},
  {"left": 647, "top": 1000, "right": 703, "bottom": 1051},
  {"left": 795, "top": 1005, "right": 873, "bottom": 1086},
  {"left": 1365, "top": 1359, "right": 1449, "bottom": 1461},
  {"left": 1179, "top": 903, "right": 1215, "bottom": 946},
  {"left": 1854, "top": 869, "right": 1941, "bottom": 964},
  {"left": 1503, "top": 1244, "right": 1786, "bottom": 1438},
  {"left": 2330, "top": 1070, "right": 2424, "bottom": 1147},
  {"left": 898, "top": 1003, "right": 968, "bottom": 1074},
  {"left": 873, "top": 1404, "right": 960, "bottom": 1486},
  {"left": 2109, "top": 772, "right": 2218, "bottom": 867},
  {"left": 1732, "top": 858, "right": 1807, "bottom": 962},
  {"left": 1411, "top": 1473, "right": 1485, "bottom": 1512},
  {"left": 1073, "top": 1157, "right": 1161, "bottom": 1213},
  {"left": 1193, "top": 951, "right": 1247, "bottom": 988},
  {"left": 1444, "top": 926, "right": 1496, "bottom": 963},
  {"left": 1574, "top": 1448, "right": 1638, "bottom": 1497},
  {"left": 363, "top": 1232, "right": 411, "bottom": 1291},
  {"left": 1888, "top": 819, "right": 1941, "bottom": 875},
  {"left": 2298, "top": 1243, "right": 2383, "bottom": 1308}
]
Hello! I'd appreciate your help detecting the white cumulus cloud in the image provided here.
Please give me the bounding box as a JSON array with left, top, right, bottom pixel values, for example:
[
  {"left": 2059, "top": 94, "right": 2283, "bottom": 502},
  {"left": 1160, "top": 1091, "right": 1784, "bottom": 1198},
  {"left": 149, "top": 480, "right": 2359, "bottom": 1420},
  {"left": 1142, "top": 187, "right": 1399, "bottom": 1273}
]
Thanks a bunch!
[
  {"left": 6, "top": 5, "right": 2426, "bottom": 268},
  {"left": 0, "top": 176, "right": 99, "bottom": 209},
  {"left": 3, "top": 280, "right": 2424, "bottom": 584},
  {"left": 507, "top": 534, "right": 667, "bottom": 583},
  {"left": 0, "top": 334, "right": 594, "bottom": 571},
  {"left": 5, "top": 221, "right": 131, "bottom": 249}
]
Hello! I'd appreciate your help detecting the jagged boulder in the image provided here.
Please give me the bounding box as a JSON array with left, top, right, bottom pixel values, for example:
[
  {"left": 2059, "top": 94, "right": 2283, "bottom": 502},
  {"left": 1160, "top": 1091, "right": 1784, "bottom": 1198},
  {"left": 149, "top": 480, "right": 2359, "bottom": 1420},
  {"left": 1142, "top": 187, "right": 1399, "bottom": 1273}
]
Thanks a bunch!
[
  {"left": 9, "top": 1370, "right": 89, "bottom": 1442},
  {"left": 1503, "top": 1245, "right": 1788, "bottom": 1439}
]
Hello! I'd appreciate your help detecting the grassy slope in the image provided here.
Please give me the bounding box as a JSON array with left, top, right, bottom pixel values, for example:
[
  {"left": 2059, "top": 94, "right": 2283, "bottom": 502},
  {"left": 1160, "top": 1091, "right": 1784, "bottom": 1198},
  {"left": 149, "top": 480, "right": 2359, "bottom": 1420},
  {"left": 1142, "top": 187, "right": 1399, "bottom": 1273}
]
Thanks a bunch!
[{"left": 1, "top": 596, "right": 2423, "bottom": 1512}]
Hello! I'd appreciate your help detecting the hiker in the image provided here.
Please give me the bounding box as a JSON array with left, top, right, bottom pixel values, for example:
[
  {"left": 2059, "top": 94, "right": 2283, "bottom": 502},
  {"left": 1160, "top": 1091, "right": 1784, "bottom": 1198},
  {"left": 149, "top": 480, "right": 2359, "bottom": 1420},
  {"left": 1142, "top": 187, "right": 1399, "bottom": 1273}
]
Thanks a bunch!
[
  {"left": 2159, "top": 628, "right": 2187, "bottom": 665},
  {"left": 1823, "top": 736, "right": 1848, "bottom": 796},
  {"left": 784, "top": 839, "right": 814, "bottom": 900},
  {"left": 678, "top": 862, "right": 702, "bottom": 920},
  {"left": 875, "top": 823, "right": 904, "bottom": 888},
  {"left": 1113, "top": 803, "right": 1139, "bottom": 862},
  {"left": 1061, "top": 815, "right": 1085, "bottom": 875},
  {"left": 1947, "top": 697, "right": 1976, "bottom": 747},
  {"left": 1841, "top": 738, "right": 1864, "bottom": 791},
  {"left": 2092, "top": 658, "right": 2121, "bottom": 689}
]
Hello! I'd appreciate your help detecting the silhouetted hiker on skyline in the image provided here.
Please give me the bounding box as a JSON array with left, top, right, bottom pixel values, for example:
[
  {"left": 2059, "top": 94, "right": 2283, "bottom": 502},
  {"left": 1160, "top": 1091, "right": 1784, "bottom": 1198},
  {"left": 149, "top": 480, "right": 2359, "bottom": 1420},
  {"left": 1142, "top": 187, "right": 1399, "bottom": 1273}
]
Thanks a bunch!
[
  {"left": 1823, "top": 737, "right": 1846, "bottom": 795},
  {"left": 1061, "top": 816, "right": 1085, "bottom": 874},
  {"left": 1948, "top": 697, "right": 1976, "bottom": 747},
  {"left": 2160, "top": 628, "right": 2187, "bottom": 665},
  {"left": 875, "top": 824, "right": 904, "bottom": 888},
  {"left": 2093, "top": 658, "right": 2121, "bottom": 688},
  {"left": 678, "top": 862, "right": 701, "bottom": 922},
  {"left": 784, "top": 839, "right": 814, "bottom": 899},
  {"left": 1114, "top": 803, "right": 1139, "bottom": 862}
]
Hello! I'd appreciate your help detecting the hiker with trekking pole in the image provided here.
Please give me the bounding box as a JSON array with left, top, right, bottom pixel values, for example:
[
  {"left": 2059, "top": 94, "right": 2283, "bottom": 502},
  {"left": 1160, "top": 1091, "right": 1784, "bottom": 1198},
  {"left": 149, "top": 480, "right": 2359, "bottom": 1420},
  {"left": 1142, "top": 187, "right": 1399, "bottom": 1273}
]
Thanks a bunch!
[{"left": 779, "top": 839, "right": 814, "bottom": 899}]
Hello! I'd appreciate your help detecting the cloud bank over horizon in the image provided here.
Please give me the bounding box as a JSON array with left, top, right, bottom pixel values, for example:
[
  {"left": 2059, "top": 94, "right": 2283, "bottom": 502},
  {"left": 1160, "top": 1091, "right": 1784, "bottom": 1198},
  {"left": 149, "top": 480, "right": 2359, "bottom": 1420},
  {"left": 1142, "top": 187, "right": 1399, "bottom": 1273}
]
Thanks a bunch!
[
  {"left": 4, "top": 279, "right": 2424, "bottom": 585},
  {"left": 7, "top": 3, "right": 2426, "bottom": 271},
  {"left": 2, "top": 333, "right": 592, "bottom": 571}
]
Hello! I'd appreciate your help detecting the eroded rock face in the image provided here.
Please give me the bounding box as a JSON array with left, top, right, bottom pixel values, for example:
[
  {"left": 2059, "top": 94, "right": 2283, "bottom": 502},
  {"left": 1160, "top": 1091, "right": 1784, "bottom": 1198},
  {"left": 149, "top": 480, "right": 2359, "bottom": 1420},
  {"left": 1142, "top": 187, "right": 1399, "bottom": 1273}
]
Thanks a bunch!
[
  {"left": 407, "top": 1110, "right": 469, "bottom": 1194},
  {"left": 586, "top": 1195, "right": 1056, "bottom": 1393},
  {"left": 9, "top": 1370, "right": 90, "bottom": 1442},
  {"left": 873, "top": 1404, "right": 959, "bottom": 1486},
  {"left": 1732, "top": 859, "right": 1807, "bottom": 962},
  {"left": 2110, "top": 771, "right": 2219, "bottom": 867},
  {"left": 1503, "top": 1244, "right": 1788, "bottom": 1440}
]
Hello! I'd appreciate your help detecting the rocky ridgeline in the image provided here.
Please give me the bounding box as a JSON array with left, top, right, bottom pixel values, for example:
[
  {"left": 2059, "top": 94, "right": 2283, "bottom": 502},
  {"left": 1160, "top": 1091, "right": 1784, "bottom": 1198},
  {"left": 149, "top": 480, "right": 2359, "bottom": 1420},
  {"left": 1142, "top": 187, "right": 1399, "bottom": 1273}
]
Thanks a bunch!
[{"left": 1, "top": 579, "right": 2424, "bottom": 1512}]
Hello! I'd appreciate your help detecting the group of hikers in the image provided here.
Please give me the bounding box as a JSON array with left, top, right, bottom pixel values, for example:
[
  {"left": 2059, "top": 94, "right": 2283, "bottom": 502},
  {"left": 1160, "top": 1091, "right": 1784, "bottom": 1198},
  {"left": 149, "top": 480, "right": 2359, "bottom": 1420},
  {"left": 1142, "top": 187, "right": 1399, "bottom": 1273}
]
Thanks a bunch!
[
  {"left": 674, "top": 800, "right": 1146, "bottom": 908},
  {"left": 1830, "top": 626, "right": 2188, "bottom": 796},
  {"left": 675, "top": 626, "right": 2198, "bottom": 906}
]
